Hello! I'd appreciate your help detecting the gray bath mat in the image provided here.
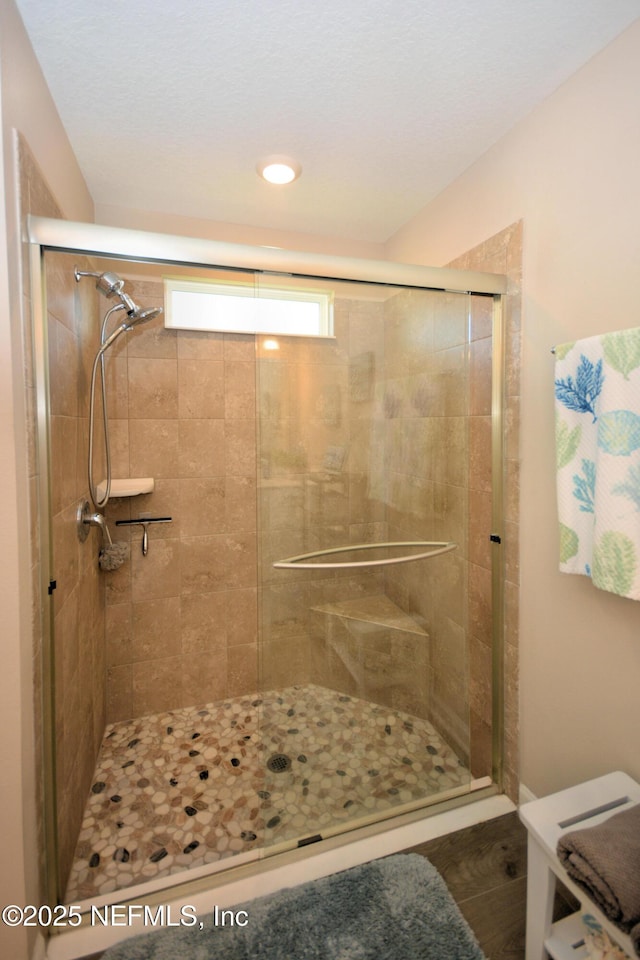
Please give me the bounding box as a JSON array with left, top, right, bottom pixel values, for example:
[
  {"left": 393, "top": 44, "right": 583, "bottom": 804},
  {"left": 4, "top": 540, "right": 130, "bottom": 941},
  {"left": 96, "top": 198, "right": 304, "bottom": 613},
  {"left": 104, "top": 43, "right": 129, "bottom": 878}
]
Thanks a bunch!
[{"left": 102, "top": 853, "right": 486, "bottom": 959}]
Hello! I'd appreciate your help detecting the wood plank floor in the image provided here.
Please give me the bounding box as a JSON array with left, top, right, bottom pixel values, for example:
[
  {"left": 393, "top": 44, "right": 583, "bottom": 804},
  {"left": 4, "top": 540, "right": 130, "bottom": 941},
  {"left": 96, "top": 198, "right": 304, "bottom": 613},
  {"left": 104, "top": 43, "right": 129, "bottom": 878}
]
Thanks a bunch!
[{"left": 401, "top": 810, "right": 578, "bottom": 960}]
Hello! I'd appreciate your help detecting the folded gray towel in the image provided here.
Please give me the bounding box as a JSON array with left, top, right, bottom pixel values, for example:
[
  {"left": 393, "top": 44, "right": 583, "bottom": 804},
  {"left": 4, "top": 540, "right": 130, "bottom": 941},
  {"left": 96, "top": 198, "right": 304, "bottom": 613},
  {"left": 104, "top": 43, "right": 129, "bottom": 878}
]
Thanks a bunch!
[{"left": 557, "top": 802, "right": 640, "bottom": 936}]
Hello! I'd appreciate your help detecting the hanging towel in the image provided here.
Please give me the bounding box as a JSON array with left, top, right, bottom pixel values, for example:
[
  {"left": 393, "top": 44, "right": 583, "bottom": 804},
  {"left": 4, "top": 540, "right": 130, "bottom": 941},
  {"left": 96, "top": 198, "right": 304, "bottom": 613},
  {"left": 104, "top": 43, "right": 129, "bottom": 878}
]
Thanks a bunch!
[{"left": 555, "top": 327, "right": 640, "bottom": 601}]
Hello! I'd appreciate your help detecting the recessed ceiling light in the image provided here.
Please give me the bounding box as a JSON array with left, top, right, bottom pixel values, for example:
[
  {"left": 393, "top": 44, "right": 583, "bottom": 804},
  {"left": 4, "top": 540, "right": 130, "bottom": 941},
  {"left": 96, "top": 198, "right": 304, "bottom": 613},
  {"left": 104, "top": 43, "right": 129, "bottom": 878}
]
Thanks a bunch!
[{"left": 257, "top": 155, "right": 301, "bottom": 185}]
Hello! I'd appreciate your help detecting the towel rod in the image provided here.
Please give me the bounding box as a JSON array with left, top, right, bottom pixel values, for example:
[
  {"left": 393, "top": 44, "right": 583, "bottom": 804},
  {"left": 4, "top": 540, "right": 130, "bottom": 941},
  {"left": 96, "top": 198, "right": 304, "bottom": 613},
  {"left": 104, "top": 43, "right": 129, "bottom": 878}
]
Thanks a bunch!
[{"left": 274, "top": 540, "right": 457, "bottom": 569}]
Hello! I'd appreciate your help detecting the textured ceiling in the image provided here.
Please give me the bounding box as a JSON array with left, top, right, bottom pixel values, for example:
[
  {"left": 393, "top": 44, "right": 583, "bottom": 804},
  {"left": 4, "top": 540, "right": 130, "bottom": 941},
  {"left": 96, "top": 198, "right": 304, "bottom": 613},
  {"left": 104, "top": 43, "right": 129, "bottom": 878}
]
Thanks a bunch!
[{"left": 15, "top": 0, "right": 640, "bottom": 243}]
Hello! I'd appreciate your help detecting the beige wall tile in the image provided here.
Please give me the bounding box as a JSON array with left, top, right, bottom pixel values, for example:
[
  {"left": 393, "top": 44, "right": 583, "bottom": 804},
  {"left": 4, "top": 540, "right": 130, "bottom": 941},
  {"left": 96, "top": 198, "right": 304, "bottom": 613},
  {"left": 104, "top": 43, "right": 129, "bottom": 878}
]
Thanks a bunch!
[
  {"left": 470, "top": 712, "right": 492, "bottom": 780},
  {"left": 178, "top": 419, "right": 225, "bottom": 477},
  {"left": 226, "top": 588, "right": 258, "bottom": 646},
  {"left": 469, "top": 295, "right": 493, "bottom": 342},
  {"left": 469, "top": 416, "right": 492, "bottom": 492},
  {"left": 260, "top": 581, "right": 311, "bottom": 644},
  {"left": 224, "top": 333, "right": 255, "bottom": 361},
  {"left": 107, "top": 418, "right": 130, "bottom": 479},
  {"left": 105, "top": 357, "right": 129, "bottom": 419},
  {"left": 225, "top": 360, "right": 256, "bottom": 419},
  {"left": 49, "top": 318, "right": 80, "bottom": 418},
  {"left": 105, "top": 603, "right": 133, "bottom": 666},
  {"left": 177, "top": 329, "right": 224, "bottom": 360},
  {"left": 223, "top": 533, "right": 258, "bottom": 588},
  {"left": 225, "top": 476, "right": 257, "bottom": 532},
  {"left": 128, "top": 419, "right": 180, "bottom": 478},
  {"left": 504, "top": 519, "right": 520, "bottom": 585},
  {"left": 126, "top": 317, "right": 177, "bottom": 360},
  {"left": 228, "top": 643, "right": 258, "bottom": 696},
  {"left": 469, "top": 337, "right": 493, "bottom": 417},
  {"left": 131, "top": 538, "right": 180, "bottom": 602},
  {"left": 131, "top": 597, "right": 181, "bottom": 661},
  {"left": 181, "top": 593, "right": 227, "bottom": 654},
  {"left": 180, "top": 535, "right": 231, "bottom": 595},
  {"left": 178, "top": 477, "right": 226, "bottom": 536},
  {"left": 505, "top": 394, "right": 520, "bottom": 461},
  {"left": 468, "top": 489, "right": 492, "bottom": 569},
  {"left": 469, "top": 562, "right": 493, "bottom": 646},
  {"left": 257, "top": 361, "right": 295, "bottom": 420},
  {"left": 50, "top": 415, "right": 79, "bottom": 515},
  {"left": 51, "top": 505, "right": 81, "bottom": 610},
  {"left": 434, "top": 294, "right": 468, "bottom": 352},
  {"left": 226, "top": 420, "right": 256, "bottom": 476},
  {"left": 128, "top": 357, "right": 178, "bottom": 419},
  {"left": 182, "top": 650, "right": 228, "bottom": 705},
  {"left": 106, "top": 664, "right": 133, "bottom": 723},
  {"left": 259, "top": 637, "right": 309, "bottom": 690},
  {"left": 45, "top": 251, "right": 77, "bottom": 330},
  {"left": 178, "top": 359, "right": 224, "bottom": 418},
  {"left": 132, "top": 656, "right": 184, "bottom": 715},
  {"left": 505, "top": 459, "right": 520, "bottom": 524}
]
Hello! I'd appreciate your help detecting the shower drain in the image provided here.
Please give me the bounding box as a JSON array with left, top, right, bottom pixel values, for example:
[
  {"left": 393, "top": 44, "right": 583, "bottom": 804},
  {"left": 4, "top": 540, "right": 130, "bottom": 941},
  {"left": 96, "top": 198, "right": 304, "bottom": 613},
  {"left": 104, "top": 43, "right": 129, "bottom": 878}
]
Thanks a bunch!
[{"left": 266, "top": 753, "right": 292, "bottom": 773}]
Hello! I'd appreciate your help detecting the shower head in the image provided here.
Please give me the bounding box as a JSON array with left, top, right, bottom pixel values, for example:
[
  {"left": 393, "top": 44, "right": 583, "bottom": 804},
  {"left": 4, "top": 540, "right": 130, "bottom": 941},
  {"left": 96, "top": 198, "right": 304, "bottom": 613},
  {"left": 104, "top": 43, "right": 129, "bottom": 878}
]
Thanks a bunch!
[
  {"left": 74, "top": 267, "right": 125, "bottom": 298},
  {"left": 74, "top": 266, "right": 164, "bottom": 323}
]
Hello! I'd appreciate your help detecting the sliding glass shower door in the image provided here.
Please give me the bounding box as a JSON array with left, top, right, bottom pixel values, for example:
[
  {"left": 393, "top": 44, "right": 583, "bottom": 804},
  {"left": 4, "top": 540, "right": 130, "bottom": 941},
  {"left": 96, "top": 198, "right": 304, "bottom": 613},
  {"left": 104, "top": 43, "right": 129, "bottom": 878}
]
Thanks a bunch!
[{"left": 256, "top": 278, "right": 488, "bottom": 850}]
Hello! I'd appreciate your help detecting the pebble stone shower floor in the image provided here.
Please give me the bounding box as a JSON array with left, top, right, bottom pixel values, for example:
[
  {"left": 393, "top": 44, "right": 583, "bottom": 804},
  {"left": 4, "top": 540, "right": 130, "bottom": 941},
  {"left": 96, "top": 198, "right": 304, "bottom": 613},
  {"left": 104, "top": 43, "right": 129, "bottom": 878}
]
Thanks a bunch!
[{"left": 65, "top": 683, "right": 469, "bottom": 901}]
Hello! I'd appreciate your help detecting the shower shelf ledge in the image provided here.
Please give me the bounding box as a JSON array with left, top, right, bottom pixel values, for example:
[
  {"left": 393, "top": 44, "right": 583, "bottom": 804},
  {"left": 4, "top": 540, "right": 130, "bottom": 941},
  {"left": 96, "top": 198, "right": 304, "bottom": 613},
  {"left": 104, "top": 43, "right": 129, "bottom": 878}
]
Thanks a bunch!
[
  {"left": 311, "top": 594, "right": 428, "bottom": 637},
  {"left": 96, "top": 478, "right": 155, "bottom": 499}
]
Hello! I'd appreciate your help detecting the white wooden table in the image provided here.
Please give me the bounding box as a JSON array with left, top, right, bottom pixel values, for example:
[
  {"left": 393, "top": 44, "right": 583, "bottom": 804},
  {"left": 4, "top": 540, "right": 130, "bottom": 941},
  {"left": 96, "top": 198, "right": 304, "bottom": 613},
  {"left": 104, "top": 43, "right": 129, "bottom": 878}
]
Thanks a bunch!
[{"left": 519, "top": 771, "right": 640, "bottom": 960}]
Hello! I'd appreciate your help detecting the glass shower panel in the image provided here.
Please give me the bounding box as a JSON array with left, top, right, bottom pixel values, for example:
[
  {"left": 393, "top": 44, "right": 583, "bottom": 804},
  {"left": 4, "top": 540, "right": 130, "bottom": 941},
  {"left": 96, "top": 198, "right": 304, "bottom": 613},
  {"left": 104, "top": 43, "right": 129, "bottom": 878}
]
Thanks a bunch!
[{"left": 256, "top": 279, "right": 475, "bottom": 851}]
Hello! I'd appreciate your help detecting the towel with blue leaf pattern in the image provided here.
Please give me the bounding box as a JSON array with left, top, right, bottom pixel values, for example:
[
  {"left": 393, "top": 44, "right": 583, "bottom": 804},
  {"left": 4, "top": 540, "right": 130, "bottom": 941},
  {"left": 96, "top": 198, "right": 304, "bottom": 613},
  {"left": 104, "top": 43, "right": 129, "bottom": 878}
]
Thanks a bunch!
[{"left": 555, "top": 328, "right": 640, "bottom": 600}]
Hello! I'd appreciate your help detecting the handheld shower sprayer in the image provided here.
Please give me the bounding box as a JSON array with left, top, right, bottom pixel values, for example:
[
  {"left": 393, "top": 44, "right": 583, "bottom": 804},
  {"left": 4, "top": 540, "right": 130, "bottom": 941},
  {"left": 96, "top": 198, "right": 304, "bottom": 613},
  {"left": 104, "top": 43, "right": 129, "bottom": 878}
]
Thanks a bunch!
[{"left": 74, "top": 266, "right": 163, "bottom": 509}]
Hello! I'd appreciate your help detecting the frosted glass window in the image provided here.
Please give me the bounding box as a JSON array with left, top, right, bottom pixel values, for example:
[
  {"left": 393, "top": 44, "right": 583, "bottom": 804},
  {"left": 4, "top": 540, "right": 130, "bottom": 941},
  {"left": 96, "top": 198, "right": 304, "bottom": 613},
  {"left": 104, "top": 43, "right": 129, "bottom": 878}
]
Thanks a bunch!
[{"left": 164, "top": 277, "right": 333, "bottom": 337}]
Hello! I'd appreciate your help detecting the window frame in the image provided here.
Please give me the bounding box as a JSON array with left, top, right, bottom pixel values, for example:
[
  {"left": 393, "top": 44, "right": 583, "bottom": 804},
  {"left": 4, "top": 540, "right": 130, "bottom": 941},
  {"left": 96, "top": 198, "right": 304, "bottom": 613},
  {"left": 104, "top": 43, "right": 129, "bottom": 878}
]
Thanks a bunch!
[{"left": 163, "top": 275, "right": 334, "bottom": 338}]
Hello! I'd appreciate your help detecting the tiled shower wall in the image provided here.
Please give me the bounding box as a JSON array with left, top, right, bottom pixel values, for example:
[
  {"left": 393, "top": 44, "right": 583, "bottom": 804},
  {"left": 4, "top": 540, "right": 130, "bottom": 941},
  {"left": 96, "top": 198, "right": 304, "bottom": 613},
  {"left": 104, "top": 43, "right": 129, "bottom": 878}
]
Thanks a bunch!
[
  {"left": 448, "top": 222, "right": 522, "bottom": 800},
  {"left": 100, "top": 271, "right": 510, "bottom": 771},
  {"left": 101, "top": 276, "right": 260, "bottom": 721},
  {"left": 102, "top": 279, "right": 390, "bottom": 718},
  {"left": 45, "top": 253, "right": 108, "bottom": 891}
]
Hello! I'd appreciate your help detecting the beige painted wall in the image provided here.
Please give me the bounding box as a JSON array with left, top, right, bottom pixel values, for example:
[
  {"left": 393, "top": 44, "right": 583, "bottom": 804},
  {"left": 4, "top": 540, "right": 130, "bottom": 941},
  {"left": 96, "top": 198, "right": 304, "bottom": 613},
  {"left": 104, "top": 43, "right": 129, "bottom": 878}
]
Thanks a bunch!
[{"left": 387, "top": 19, "right": 640, "bottom": 798}]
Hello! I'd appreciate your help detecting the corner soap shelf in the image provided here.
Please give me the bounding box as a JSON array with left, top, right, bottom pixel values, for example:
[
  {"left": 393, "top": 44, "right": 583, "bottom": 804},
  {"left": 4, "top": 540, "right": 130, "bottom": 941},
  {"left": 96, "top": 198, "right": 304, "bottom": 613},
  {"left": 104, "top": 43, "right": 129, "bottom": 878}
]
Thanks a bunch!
[
  {"left": 96, "top": 478, "right": 155, "bottom": 500},
  {"left": 311, "top": 594, "right": 428, "bottom": 637}
]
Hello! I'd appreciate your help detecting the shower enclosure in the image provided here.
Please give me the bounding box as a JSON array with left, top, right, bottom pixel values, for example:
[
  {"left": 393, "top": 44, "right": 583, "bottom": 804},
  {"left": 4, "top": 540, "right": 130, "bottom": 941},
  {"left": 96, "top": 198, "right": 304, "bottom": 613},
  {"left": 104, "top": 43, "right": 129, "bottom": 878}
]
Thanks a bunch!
[{"left": 28, "top": 218, "right": 506, "bottom": 913}]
